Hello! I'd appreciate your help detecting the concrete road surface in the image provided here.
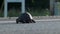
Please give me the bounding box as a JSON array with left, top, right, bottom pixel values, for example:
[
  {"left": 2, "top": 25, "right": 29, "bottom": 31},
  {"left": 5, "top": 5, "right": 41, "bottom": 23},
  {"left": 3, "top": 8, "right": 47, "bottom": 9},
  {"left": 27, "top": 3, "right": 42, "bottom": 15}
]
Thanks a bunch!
[{"left": 0, "top": 19, "right": 60, "bottom": 34}]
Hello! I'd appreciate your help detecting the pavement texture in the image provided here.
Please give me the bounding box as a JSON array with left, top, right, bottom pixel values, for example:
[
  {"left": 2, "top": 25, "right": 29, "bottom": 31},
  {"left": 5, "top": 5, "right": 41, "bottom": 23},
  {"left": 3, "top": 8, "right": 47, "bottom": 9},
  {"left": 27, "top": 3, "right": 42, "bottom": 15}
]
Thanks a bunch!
[
  {"left": 0, "top": 16, "right": 60, "bottom": 34},
  {"left": 0, "top": 20, "right": 60, "bottom": 34}
]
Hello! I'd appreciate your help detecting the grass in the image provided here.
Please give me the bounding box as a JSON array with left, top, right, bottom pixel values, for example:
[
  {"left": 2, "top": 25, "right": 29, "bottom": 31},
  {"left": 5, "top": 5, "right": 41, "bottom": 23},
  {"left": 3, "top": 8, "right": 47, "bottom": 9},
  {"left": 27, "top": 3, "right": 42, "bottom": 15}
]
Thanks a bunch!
[
  {"left": 28, "top": 9, "right": 51, "bottom": 16},
  {"left": 8, "top": 11, "right": 21, "bottom": 17},
  {"left": 0, "top": 12, "right": 4, "bottom": 17},
  {"left": 0, "top": 9, "right": 51, "bottom": 17}
]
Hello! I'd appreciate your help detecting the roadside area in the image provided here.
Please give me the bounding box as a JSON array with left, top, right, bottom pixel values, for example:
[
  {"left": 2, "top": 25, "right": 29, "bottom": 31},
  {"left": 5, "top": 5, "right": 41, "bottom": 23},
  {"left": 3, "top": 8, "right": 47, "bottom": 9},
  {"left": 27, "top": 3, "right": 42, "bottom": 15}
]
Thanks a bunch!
[
  {"left": 0, "top": 16, "right": 60, "bottom": 21},
  {"left": 0, "top": 16, "right": 60, "bottom": 23},
  {"left": 0, "top": 16, "right": 60, "bottom": 34}
]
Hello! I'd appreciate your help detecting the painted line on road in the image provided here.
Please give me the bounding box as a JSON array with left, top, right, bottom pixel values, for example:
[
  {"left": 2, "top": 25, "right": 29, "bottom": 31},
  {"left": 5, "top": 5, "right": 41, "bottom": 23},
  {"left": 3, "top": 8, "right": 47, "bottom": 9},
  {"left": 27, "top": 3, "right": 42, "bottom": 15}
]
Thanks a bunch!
[
  {"left": 36, "top": 19, "right": 60, "bottom": 21},
  {"left": 0, "top": 19, "right": 60, "bottom": 23},
  {"left": 0, "top": 21, "right": 16, "bottom": 23}
]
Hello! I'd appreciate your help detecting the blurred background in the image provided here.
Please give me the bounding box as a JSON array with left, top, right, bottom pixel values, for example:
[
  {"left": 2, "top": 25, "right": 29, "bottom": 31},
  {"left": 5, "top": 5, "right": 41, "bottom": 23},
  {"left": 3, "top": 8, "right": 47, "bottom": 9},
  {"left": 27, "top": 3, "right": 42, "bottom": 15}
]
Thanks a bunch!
[{"left": 0, "top": 0, "right": 60, "bottom": 17}]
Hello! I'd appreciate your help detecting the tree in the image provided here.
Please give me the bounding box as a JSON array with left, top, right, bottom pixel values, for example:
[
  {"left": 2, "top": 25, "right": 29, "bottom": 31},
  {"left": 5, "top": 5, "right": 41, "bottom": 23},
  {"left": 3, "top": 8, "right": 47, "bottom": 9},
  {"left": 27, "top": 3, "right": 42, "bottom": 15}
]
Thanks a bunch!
[
  {"left": 25, "top": 0, "right": 49, "bottom": 9},
  {"left": 0, "top": 0, "right": 4, "bottom": 12}
]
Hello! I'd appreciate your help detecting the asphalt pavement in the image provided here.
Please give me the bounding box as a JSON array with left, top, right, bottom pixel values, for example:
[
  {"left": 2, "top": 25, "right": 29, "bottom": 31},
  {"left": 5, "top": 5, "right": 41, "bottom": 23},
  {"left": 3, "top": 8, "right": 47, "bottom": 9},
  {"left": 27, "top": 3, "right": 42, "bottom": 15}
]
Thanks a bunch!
[{"left": 0, "top": 19, "right": 60, "bottom": 34}]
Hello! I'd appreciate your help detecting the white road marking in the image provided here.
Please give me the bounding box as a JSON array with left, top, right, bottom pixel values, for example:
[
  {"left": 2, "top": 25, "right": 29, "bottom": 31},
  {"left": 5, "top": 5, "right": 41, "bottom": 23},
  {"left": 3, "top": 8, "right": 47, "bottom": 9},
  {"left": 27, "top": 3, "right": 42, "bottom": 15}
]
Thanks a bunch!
[
  {"left": 36, "top": 19, "right": 60, "bottom": 21},
  {"left": 0, "top": 19, "right": 60, "bottom": 23},
  {"left": 0, "top": 21, "right": 16, "bottom": 23}
]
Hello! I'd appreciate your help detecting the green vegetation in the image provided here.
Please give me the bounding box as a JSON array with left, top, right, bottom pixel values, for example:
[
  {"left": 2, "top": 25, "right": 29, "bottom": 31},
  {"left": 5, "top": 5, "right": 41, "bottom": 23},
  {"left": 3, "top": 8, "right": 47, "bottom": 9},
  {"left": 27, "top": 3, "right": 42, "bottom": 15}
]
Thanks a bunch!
[
  {"left": 0, "top": 9, "right": 50, "bottom": 17},
  {"left": 0, "top": 12, "right": 4, "bottom": 17},
  {"left": 28, "top": 9, "right": 51, "bottom": 16},
  {"left": 0, "top": 0, "right": 50, "bottom": 17},
  {"left": 8, "top": 11, "right": 21, "bottom": 17}
]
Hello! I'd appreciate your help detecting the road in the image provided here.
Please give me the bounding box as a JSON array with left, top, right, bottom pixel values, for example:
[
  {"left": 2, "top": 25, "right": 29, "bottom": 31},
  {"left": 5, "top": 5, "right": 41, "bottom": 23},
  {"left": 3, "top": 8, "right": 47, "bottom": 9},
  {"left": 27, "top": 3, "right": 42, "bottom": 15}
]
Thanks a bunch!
[{"left": 0, "top": 19, "right": 60, "bottom": 34}]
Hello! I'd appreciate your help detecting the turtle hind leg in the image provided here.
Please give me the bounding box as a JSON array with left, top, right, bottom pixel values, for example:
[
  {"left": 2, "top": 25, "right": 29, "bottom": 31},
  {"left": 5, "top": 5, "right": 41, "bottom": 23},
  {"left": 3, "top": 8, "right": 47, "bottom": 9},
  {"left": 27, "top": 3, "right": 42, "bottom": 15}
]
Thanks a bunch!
[
  {"left": 31, "top": 19, "right": 36, "bottom": 23},
  {"left": 16, "top": 20, "right": 19, "bottom": 24}
]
